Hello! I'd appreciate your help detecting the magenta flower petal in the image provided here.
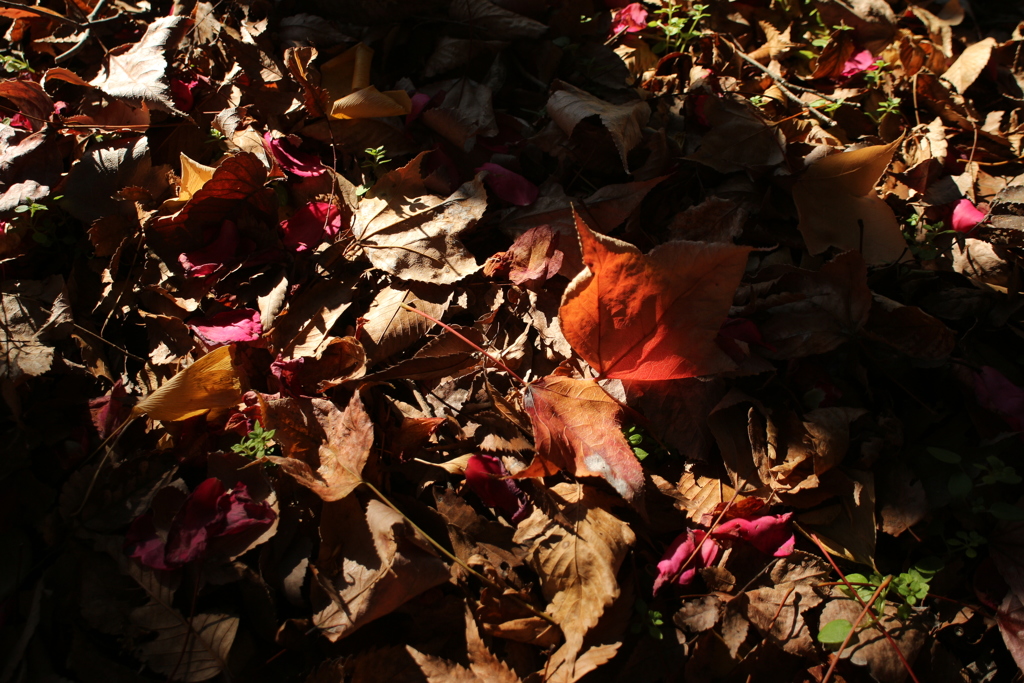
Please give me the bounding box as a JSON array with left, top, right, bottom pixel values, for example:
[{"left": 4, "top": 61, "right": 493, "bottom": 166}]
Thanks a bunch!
[
  {"left": 974, "top": 366, "right": 1024, "bottom": 432},
  {"left": 191, "top": 308, "right": 262, "bottom": 346},
  {"left": 264, "top": 133, "right": 325, "bottom": 177},
  {"left": 464, "top": 454, "right": 527, "bottom": 520},
  {"left": 840, "top": 49, "right": 875, "bottom": 78},
  {"left": 281, "top": 201, "right": 343, "bottom": 252},
  {"left": 653, "top": 529, "right": 719, "bottom": 595},
  {"left": 952, "top": 198, "right": 987, "bottom": 233},
  {"left": 611, "top": 2, "right": 648, "bottom": 35},
  {"left": 712, "top": 512, "right": 795, "bottom": 557},
  {"left": 478, "top": 163, "right": 538, "bottom": 206},
  {"left": 179, "top": 220, "right": 240, "bottom": 277}
]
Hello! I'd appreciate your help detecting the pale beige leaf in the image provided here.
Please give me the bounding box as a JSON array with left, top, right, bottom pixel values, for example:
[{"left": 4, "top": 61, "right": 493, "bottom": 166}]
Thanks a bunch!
[
  {"left": 793, "top": 139, "right": 909, "bottom": 265},
  {"left": 465, "top": 608, "right": 520, "bottom": 683},
  {"left": 131, "top": 607, "right": 238, "bottom": 682},
  {"left": 542, "top": 642, "right": 621, "bottom": 683},
  {"left": 132, "top": 346, "right": 245, "bottom": 422},
  {"left": 546, "top": 81, "right": 650, "bottom": 172},
  {"left": 406, "top": 647, "right": 479, "bottom": 682},
  {"left": 352, "top": 175, "right": 486, "bottom": 283},
  {"left": 512, "top": 483, "right": 635, "bottom": 674},
  {"left": 943, "top": 37, "right": 996, "bottom": 93},
  {"left": 90, "top": 16, "right": 186, "bottom": 115}
]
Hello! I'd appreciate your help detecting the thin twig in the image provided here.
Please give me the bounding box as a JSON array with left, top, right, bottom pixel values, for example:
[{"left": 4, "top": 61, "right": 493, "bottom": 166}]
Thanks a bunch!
[
  {"left": 0, "top": 0, "right": 81, "bottom": 26},
  {"left": 724, "top": 37, "right": 837, "bottom": 128},
  {"left": 808, "top": 534, "right": 921, "bottom": 683},
  {"left": 822, "top": 576, "right": 892, "bottom": 683}
]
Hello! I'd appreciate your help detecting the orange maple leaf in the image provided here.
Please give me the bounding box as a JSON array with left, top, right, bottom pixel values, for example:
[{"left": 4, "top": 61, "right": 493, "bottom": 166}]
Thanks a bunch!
[{"left": 559, "top": 210, "right": 752, "bottom": 380}]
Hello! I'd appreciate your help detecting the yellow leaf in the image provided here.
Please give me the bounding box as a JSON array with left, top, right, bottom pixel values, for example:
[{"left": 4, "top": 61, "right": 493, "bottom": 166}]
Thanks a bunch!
[
  {"left": 132, "top": 346, "right": 245, "bottom": 422},
  {"left": 793, "top": 138, "right": 909, "bottom": 265},
  {"left": 321, "top": 43, "right": 411, "bottom": 120},
  {"left": 178, "top": 153, "right": 217, "bottom": 201}
]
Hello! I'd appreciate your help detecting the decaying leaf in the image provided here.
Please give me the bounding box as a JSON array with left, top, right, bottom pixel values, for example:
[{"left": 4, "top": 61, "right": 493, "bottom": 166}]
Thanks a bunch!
[
  {"left": 262, "top": 392, "right": 374, "bottom": 501},
  {"left": 513, "top": 483, "right": 634, "bottom": 675},
  {"left": 351, "top": 155, "right": 486, "bottom": 283},
  {"left": 313, "top": 496, "right": 450, "bottom": 640},
  {"left": 547, "top": 81, "right": 650, "bottom": 172},
  {"left": 519, "top": 375, "right": 644, "bottom": 502},
  {"left": 90, "top": 16, "right": 188, "bottom": 115}
]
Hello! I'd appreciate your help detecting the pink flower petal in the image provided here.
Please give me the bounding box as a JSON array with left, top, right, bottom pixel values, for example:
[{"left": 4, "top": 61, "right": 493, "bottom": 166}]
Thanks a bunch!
[
  {"left": 478, "top": 162, "right": 538, "bottom": 206},
  {"left": 653, "top": 529, "right": 719, "bottom": 595},
  {"left": 191, "top": 308, "right": 262, "bottom": 346},
  {"left": 125, "top": 513, "right": 174, "bottom": 570},
  {"left": 464, "top": 454, "right": 527, "bottom": 521},
  {"left": 611, "top": 2, "right": 648, "bottom": 35},
  {"left": 281, "top": 201, "right": 343, "bottom": 252},
  {"left": 952, "top": 198, "right": 987, "bottom": 233},
  {"left": 712, "top": 512, "right": 795, "bottom": 557},
  {"left": 974, "top": 366, "right": 1024, "bottom": 432},
  {"left": 264, "top": 133, "right": 325, "bottom": 177},
  {"left": 840, "top": 49, "right": 876, "bottom": 78}
]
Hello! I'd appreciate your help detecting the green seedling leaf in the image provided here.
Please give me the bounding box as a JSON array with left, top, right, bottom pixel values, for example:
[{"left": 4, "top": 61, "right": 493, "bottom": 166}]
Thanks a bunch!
[
  {"left": 927, "top": 447, "right": 961, "bottom": 464},
  {"left": 948, "top": 472, "right": 973, "bottom": 498},
  {"left": 818, "top": 619, "right": 853, "bottom": 645},
  {"left": 990, "top": 501, "right": 1024, "bottom": 521}
]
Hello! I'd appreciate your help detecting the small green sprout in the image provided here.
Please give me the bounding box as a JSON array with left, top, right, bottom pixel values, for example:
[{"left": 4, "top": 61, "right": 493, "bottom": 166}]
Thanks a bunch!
[{"left": 231, "top": 421, "right": 277, "bottom": 460}]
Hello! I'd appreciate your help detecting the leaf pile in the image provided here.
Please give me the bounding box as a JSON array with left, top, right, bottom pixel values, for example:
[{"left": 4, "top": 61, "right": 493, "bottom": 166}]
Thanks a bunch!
[{"left": 3, "top": 0, "right": 1024, "bottom": 681}]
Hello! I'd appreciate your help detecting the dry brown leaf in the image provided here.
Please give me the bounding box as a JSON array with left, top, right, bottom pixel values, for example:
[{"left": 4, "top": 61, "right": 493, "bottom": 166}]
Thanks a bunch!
[
  {"left": 351, "top": 159, "right": 486, "bottom": 283},
  {"left": 546, "top": 81, "right": 650, "bottom": 172},
  {"left": 793, "top": 139, "right": 909, "bottom": 264},
  {"left": 465, "top": 607, "right": 521, "bottom": 683},
  {"left": 320, "top": 43, "right": 411, "bottom": 119},
  {"left": 132, "top": 346, "right": 245, "bottom": 422},
  {"left": 406, "top": 648, "right": 479, "bottom": 682},
  {"left": 818, "top": 597, "right": 927, "bottom": 683},
  {"left": 689, "top": 95, "right": 785, "bottom": 173},
  {"left": 90, "top": 16, "right": 187, "bottom": 115},
  {"left": 360, "top": 282, "right": 453, "bottom": 362},
  {"left": 512, "top": 483, "right": 635, "bottom": 674},
  {"left": 449, "top": 0, "right": 547, "bottom": 40},
  {"left": 943, "top": 37, "right": 996, "bottom": 93},
  {"left": 313, "top": 496, "right": 450, "bottom": 640},
  {"left": 131, "top": 608, "right": 238, "bottom": 682},
  {"left": 0, "top": 276, "right": 64, "bottom": 382},
  {"left": 262, "top": 392, "right": 373, "bottom": 502}
]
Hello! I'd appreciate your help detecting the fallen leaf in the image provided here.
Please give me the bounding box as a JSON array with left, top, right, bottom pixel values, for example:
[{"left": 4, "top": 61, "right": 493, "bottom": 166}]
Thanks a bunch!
[
  {"left": 351, "top": 158, "right": 486, "bottom": 284},
  {"left": 132, "top": 345, "right": 246, "bottom": 422},
  {"left": 793, "top": 139, "right": 909, "bottom": 264},
  {"left": 560, "top": 210, "right": 751, "bottom": 380},
  {"left": 997, "top": 591, "right": 1024, "bottom": 672},
  {"left": 0, "top": 276, "right": 64, "bottom": 382},
  {"left": 513, "top": 483, "right": 634, "bottom": 674},
  {"left": 519, "top": 375, "right": 645, "bottom": 502},
  {"left": 547, "top": 81, "right": 650, "bottom": 172},
  {"left": 131, "top": 608, "right": 238, "bottom": 682},
  {"left": 320, "top": 43, "right": 411, "bottom": 119},
  {"left": 90, "top": 16, "right": 188, "bottom": 115},
  {"left": 818, "top": 596, "right": 926, "bottom": 683},
  {"left": 281, "top": 201, "right": 343, "bottom": 252},
  {"left": 942, "top": 37, "right": 995, "bottom": 93},
  {"left": 313, "top": 496, "right": 450, "bottom": 640},
  {"left": 261, "top": 392, "right": 374, "bottom": 501},
  {"left": 359, "top": 282, "right": 453, "bottom": 362},
  {"left": 688, "top": 95, "right": 786, "bottom": 173}
]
